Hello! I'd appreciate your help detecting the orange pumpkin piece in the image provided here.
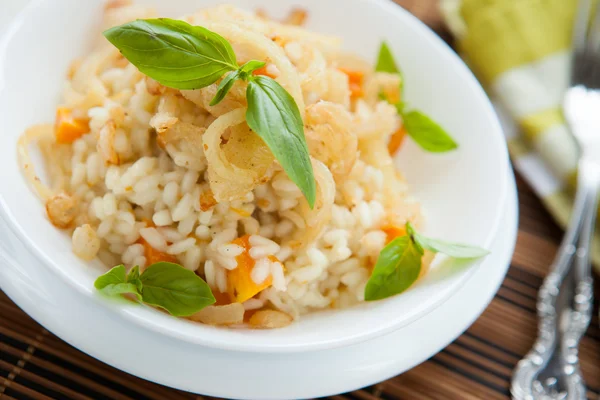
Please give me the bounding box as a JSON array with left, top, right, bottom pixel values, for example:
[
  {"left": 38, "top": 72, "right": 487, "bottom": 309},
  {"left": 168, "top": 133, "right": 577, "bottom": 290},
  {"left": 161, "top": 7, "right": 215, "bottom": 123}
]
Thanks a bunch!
[
  {"left": 227, "top": 235, "right": 276, "bottom": 303},
  {"left": 387, "top": 126, "right": 407, "bottom": 154},
  {"left": 54, "top": 107, "right": 90, "bottom": 144},
  {"left": 199, "top": 190, "right": 217, "bottom": 211},
  {"left": 252, "top": 65, "right": 277, "bottom": 79},
  {"left": 138, "top": 237, "right": 178, "bottom": 265},
  {"left": 338, "top": 67, "right": 365, "bottom": 99},
  {"left": 381, "top": 225, "right": 406, "bottom": 244}
]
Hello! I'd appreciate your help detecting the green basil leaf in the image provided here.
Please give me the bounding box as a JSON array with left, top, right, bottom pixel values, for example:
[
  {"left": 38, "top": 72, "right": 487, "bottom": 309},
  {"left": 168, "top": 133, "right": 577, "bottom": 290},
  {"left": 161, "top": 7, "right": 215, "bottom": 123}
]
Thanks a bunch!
[
  {"left": 94, "top": 265, "right": 140, "bottom": 297},
  {"left": 209, "top": 60, "right": 267, "bottom": 106},
  {"left": 126, "top": 265, "right": 143, "bottom": 293},
  {"left": 100, "top": 282, "right": 140, "bottom": 297},
  {"left": 139, "top": 262, "right": 215, "bottom": 317},
  {"left": 394, "top": 100, "right": 406, "bottom": 115},
  {"left": 246, "top": 76, "right": 316, "bottom": 208},
  {"left": 375, "top": 41, "right": 400, "bottom": 74},
  {"left": 103, "top": 18, "right": 238, "bottom": 90},
  {"left": 364, "top": 236, "right": 423, "bottom": 301},
  {"left": 406, "top": 222, "right": 490, "bottom": 259},
  {"left": 210, "top": 70, "right": 241, "bottom": 106},
  {"left": 402, "top": 110, "right": 458, "bottom": 153},
  {"left": 375, "top": 42, "right": 457, "bottom": 153},
  {"left": 405, "top": 221, "right": 417, "bottom": 238},
  {"left": 126, "top": 265, "right": 140, "bottom": 281},
  {"left": 239, "top": 60, "right": 266, "bottom": 77},
  {"left": 95, "top": 265, "right": 126, "bottom": 288},
  {"left": 375, "top": 41, "right": 403, "bottom": 93},
  {"left": 414, "top": 235, "right": 490, "bottom": 258}
]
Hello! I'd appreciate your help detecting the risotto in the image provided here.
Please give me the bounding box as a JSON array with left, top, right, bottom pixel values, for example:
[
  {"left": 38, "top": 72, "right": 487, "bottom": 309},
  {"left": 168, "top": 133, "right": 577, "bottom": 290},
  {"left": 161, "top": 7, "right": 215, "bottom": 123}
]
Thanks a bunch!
[{"left": 17, "top": 1, "right": 483, "bottom": 329}]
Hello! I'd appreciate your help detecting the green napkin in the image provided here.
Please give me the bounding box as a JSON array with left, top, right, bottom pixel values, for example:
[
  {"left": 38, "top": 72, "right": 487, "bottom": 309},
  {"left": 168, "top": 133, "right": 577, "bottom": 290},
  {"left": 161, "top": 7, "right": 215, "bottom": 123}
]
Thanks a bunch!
[{"left": 442, "top": 0, "right": 600, "bottom": 272}]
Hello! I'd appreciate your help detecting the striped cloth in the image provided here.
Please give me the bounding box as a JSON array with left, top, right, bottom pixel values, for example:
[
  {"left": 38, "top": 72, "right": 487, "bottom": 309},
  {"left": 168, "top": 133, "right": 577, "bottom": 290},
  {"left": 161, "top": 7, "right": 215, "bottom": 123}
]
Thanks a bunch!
[{"left": 442, "top": 0, "right": 600, "bottom": 272}]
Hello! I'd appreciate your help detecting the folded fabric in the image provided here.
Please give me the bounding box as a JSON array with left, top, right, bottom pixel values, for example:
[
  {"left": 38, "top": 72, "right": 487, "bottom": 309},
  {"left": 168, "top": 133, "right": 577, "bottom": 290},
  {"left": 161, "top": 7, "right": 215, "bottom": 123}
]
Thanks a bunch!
[{"left": 442, "top": 0, "right": 600, "bottom": 272}]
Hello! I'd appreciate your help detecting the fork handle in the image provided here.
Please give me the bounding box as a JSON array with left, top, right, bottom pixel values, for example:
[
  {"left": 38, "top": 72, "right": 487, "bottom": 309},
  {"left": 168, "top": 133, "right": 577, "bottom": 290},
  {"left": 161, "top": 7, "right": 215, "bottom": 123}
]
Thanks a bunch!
[
  {"left": 562, "top": 160, "right": 599, "bottom": 399},
  {"left": 511, "top": 159, "right": 599, "bottom": 400}
]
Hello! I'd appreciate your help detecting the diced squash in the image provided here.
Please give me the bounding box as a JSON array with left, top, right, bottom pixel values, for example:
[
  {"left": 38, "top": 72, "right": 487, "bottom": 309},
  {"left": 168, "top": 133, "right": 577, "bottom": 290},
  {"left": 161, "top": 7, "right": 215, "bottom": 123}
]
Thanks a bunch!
[
  {"left": 227, "top": 235, "right": 276, "bottom": 303},
  {"left": 252, "top": 65, "right": 277, "bottom": 79},
  {"left": 138, "top": 237, "right": 178, "bottom": 265},
  {"left": 199, "top": 190, "right": 217, "bottom": 211},
  {"left": 388, "top": 126, "right": 407, "bottom": 154},
  {"left": 338, "top": 67, "right": 365, "bottom": 99},
  {"left": 381, "top": 225, "right": 406, "bottom": 244},
  {"left": 54, "top": 107, "right": 90, "bottom": 144}
]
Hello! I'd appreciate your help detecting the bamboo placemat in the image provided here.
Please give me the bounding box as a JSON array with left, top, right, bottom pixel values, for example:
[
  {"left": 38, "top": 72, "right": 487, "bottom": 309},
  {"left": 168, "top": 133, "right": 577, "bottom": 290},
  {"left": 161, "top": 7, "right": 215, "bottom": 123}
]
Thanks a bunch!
[{"left": 1, "top": 1, "right": 600, "bottom": 399}]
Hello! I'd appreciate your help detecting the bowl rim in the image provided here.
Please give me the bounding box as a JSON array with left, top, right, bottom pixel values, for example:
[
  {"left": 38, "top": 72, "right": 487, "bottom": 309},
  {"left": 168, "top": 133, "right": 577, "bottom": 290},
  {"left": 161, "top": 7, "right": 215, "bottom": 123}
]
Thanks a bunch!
[
  {"left": 0, "top": 0, "right": 510, "bottom": 353},
  {"left": 0, "top": 172, "right": 518, "bottom": 399}
]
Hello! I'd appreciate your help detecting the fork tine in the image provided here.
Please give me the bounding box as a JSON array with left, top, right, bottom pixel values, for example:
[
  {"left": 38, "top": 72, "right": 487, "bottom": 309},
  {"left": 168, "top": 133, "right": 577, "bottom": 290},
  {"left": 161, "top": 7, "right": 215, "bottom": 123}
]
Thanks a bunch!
[{"left": 573, "top": 0, "right": 592, "bottom": 52}]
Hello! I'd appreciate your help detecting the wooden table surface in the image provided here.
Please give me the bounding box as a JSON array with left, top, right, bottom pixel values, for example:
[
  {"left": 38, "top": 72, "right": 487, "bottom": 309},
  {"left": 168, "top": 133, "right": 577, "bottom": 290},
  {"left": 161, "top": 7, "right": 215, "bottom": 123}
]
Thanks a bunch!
[{"left": 1, "top": 1, "right": 599, "bottom": 399}]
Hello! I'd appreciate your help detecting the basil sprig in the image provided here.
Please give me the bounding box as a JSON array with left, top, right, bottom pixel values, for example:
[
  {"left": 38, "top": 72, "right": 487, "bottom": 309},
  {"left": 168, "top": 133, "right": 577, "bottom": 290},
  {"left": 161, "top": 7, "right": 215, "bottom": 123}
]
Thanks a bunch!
[
  {"left": 210, "top": 60, "right": 266, "bottom": 106},
  {"left": 406, "top": 223, "right": 490, "bottom": 258},
  {"left": 364, "top": 223, "right": 489, "bottom": 301},
  {"left": 376, "top": 42, "right": 458, "bottom": 153},
  {"left": 104, "top": 18, "right": 316, "bottom": 208},
  {"left": 94, "top": 262, "right": 215, "bottom": 317},
  {"left": 364, "top": 234, "right": 423, "bottom": 301},
  {"left": 246, "top": 76, "right": 314, "bottom": 205},
  {"left": 94, "top": 264, "right": 141, "bottom": 299},
  {"left": 375, "top": 41, "right": 403, "bottom": 93},
  {"left": 104, "top": 19, "right": 238, "bottom": 90}
]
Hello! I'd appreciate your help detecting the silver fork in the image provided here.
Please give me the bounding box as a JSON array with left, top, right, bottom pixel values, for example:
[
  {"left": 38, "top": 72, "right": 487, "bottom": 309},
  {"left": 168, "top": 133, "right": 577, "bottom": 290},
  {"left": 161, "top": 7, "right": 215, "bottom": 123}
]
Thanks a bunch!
[{"left": 511, "top": 1, "right": 599, "bottom": 399}]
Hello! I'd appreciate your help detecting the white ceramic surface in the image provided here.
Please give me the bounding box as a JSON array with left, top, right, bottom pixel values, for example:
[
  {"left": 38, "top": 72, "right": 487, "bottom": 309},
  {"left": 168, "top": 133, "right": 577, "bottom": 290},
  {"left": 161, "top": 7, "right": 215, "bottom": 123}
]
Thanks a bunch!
[
  {"left": 0, "top": 0, "right": 510, "bottom": 352},
  {"left": 0, "top": 168, "right": 518, "bottom": 400}
]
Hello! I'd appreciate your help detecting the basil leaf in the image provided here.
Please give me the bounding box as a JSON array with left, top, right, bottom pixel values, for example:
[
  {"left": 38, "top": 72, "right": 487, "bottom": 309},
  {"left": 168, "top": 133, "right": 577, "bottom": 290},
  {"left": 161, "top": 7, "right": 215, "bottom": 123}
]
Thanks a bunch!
[
  {"left": 394, "top": 100, "right": 406, "bottom": 115},
  {"left": 414, "top": 236, "right": 490, "bottom": 258},
  {"left": 126, "top": 265, "right": 140, "bottom": 281},
  {"left": 402, "top": 110, "right": 458, "bottom": 153},
  {"left": 126, "top": 265, "right": 143, "bottom": 293},
  {"left": 376, "top": 41, "right": 403, "bottom": 93},
  {"left": 375, "top": 41, "right": 400, "bottom": 74},
  {"left": 210, "top": 60, "right": 266, "bottom": 106},
  {"left": 239, "top": 60, "right": 266, "bottom": 77},
  {"left": 406, "top": 224, "right": 489, "bottom": 259},
  {"left": 246, "top": 76, "right": 316, "bottom": 208},
  {"left": 94, "top": 265, "right": 140, "bottom": 297},
  {"left": 375, "top": 42, "right": 458, "bottom": 153},
  {"left": 364, "top": 236, "right": 423, "bottom": 301},
  {"left": 139, "top": 262, "right": 215, "bottom": 317},
  {"left": 95, "top": 264, "right": 126, "bottom": 287},
  {"left": 103, "top": 18, "right": 238, "bottom": 90},
  {"left": 99, "top": 282, "right": 140, "bottom": 297},
  {"left": 210, "top": 70, "right": 241, "bottom": 106}
]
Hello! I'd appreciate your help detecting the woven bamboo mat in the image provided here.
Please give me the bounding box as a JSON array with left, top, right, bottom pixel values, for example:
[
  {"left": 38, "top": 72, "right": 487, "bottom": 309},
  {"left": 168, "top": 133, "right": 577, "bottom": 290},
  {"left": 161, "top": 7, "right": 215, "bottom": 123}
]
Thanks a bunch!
[{"left": 1, "top": 1, "right": 600, "bottom": 399}]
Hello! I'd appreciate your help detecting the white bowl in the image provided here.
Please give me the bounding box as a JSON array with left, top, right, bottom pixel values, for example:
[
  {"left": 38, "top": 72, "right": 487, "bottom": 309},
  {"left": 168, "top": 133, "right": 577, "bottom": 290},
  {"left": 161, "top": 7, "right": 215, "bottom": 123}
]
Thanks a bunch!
[
  {"left": 0, "top": 0, "right": 509, "bottom": 353},
  {"left": 0, "top": 174, "right": 518, "bottom": 399}
]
